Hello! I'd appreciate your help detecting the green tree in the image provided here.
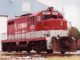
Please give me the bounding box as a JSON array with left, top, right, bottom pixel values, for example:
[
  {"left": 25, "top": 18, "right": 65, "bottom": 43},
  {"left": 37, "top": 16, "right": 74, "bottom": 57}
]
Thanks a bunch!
[{"left": 69, "top": 27, "right": 80, "bottom": 39}]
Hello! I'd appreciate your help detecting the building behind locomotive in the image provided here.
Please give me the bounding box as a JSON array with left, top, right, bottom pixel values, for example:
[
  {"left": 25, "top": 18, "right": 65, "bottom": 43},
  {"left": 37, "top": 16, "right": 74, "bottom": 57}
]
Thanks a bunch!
[{"left": 2, "top": 7, "right": 77, "bottom": 54}]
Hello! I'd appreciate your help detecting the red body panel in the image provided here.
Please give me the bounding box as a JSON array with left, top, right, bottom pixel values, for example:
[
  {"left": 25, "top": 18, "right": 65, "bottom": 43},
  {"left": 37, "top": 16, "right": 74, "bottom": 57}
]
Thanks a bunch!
[
  {"left": 8, "top": 21, "right": 15, "bottom": 35},
  {"left": 36, "top": 19, "right": 67, "bottom": 31},
  {"left": 2, "top": 7, "right": 68, "bottom": 43},
  {"left": 14, "top": 16, "right": 29, "bottom": 33}
]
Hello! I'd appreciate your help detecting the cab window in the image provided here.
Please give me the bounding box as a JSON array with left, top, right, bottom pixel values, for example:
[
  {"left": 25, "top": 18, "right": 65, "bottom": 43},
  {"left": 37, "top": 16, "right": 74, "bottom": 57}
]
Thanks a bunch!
[
  {"left": 43, "top": 15, "right": 57, "bottom": 20},
  {"left": 37, "top": 16, "right": 41, "bottom": 22},
  {"left": 58, "top": 16, "right": 63, "bottom": 19},
  {"left": 30, "top": 16, "right": 34, "bottom": 25}
]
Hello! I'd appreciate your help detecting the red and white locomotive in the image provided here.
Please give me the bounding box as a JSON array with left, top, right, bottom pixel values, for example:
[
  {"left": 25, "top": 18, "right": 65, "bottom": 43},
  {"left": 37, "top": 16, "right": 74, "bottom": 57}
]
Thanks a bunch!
[{"left": 2, "top": 7, "right": 77, "bottom": 54}]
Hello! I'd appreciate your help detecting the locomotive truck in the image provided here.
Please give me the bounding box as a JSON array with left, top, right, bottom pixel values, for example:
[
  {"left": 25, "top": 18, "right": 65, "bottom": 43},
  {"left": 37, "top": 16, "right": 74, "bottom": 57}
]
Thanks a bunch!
[{"left": 2, "top": 7, "right": 77, "bottom": 54}]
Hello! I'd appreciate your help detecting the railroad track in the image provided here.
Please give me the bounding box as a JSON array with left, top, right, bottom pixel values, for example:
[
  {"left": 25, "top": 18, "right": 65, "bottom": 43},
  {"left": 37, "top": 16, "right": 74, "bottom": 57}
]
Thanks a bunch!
[{"left": 1, "top": 51, "right": 80, "bottom": 57}]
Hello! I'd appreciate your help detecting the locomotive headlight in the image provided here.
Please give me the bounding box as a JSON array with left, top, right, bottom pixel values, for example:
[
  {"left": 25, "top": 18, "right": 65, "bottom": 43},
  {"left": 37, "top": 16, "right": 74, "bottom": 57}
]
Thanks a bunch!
[{"left": 60, "top": 22, "right": 63, "bottom": 26}]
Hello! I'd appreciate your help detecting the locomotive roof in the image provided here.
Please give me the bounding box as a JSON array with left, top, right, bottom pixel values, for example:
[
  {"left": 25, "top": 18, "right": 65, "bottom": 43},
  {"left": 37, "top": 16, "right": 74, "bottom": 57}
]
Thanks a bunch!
[{"left": 8, "top": 7, "right": 64, "bottom": 23}]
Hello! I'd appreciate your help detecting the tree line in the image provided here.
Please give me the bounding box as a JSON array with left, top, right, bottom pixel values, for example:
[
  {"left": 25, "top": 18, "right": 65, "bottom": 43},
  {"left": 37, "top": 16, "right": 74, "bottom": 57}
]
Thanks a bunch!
[{"left": 69, "top": 27, "right": 80, "bottom": 39}]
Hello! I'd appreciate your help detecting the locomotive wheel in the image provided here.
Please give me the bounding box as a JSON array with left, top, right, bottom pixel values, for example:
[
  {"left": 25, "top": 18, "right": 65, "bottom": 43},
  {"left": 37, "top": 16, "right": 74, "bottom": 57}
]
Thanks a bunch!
[
  {"left": 27, "top": 45, "right": 31, "bottom": 53},
  {"left": 18, "top": 50, "right": 22, "bottom": 52},
  {"left": 27, "top": 49, "right": 30, "bottom": 53},
  {"left": 61, "top": 51, "right": 65, "bottom": 54},
  {"left": 36, "top": 48, "right": 41, "bottom": 53},
  {"left": 7, "top": 47, "right": 12, "bottom": 52},
  {"left": 47, "top": 49, "right": 53, "bottom": 54},
  {"left": 8, "top": 50, "right": 11, "bottom": 52},
  {"left": 36, "top": 51, "right": 40, "bottom": 54},
  {"left": 35, "top": 48, "right": 41, "bottom": 53}
]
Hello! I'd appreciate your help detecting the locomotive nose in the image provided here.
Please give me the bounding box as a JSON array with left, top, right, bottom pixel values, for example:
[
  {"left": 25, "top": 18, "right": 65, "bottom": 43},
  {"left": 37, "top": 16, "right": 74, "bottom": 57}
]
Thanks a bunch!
[{"left": 43, "top": 19, "right": 67, "bottom": 30}]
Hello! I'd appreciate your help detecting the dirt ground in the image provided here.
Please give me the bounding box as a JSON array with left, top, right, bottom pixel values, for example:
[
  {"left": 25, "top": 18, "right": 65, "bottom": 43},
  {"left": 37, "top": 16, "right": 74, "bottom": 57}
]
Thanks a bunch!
[
  {"left": 0, "top": 52, "right": 80, "bottom": 60},
  {"left": 0, "top": 55, "right": 80, "bottom": 60},
  {"left": 48, "top": 56, "right": 80, "bottom": 60}
]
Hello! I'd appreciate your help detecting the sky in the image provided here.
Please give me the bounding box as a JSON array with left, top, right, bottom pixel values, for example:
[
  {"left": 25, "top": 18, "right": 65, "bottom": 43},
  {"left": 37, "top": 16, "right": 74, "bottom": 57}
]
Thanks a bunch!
[{"left": 38, "top": 0, "right": 80, "bottom": 31}]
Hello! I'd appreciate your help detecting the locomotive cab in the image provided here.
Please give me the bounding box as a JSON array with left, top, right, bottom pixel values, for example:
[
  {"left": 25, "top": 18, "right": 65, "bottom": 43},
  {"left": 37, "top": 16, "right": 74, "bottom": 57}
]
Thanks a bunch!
[{"left": 43, "top": 7, "right": 63, "bottom": 20}]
